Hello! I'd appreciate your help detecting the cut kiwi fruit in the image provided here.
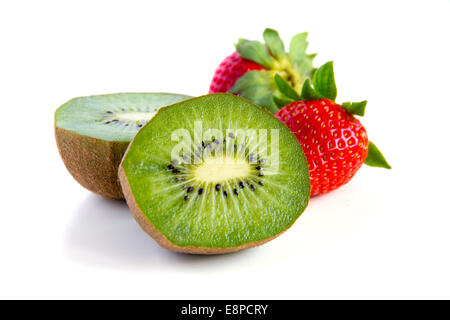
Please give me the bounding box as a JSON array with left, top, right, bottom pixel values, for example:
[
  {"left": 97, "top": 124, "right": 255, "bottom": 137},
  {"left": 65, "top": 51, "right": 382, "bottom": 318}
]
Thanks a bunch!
[
  {"left": 55, "top": 93, "right": 191, "bottom": 199},
  {"left": 119, "top": 93, "right": 310, "bottom": 254}
]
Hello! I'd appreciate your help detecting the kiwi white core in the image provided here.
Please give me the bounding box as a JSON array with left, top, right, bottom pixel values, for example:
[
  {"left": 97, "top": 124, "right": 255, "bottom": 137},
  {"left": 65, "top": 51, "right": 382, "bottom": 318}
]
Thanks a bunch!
[
  {"left": 193, "top": 157, "right": 251, "bottom": 184},
  {"left": 113, "top": 111, "right": 156, "bottom": 123}
]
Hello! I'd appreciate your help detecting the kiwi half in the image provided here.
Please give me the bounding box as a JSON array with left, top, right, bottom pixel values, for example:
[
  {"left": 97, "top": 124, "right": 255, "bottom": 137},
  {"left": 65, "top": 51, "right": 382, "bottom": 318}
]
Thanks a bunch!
[
  {"left": 55, "top": 93, "right": 191, "bottom": 199},
  {"left": 119, "top": 94, "right": 310, "bottom": 254}
]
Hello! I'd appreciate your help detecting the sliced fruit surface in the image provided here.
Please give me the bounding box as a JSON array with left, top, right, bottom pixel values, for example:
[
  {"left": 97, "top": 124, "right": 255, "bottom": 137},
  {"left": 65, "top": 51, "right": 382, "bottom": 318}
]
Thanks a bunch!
[
  {"left": 119, "top": 94, "right": 310, "bottom": 253},
  {"left": 55, "top": 92, "right": 191, "bottom": 199},
  {"left": 55, "top": 92, "right": 192, "bottom": 142}
]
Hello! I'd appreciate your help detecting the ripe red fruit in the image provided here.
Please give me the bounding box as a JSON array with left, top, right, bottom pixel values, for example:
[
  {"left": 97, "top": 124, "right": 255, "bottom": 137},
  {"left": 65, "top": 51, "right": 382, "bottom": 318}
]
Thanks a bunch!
[
  {"left": 209, "top": 51, "right": 264, "bottom": 93},
  {"left": 271, "top": 59, "right": 390, "bottom": 196},
  {"left": 276, "top": 100, "right": 369, "bottom": 195}
]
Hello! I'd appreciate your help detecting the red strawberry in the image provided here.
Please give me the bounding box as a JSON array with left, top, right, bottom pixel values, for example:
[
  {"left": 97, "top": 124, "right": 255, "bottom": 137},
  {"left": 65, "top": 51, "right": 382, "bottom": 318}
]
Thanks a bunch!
[
  {"left": 209, "top": 52, "right": 264, "bottom": 93},
  {"left": 276, "top": 99, "right": 369, "bottom": 195},
  {"left": 273, "top": 62, "right": 390, "bottom": 195},
  {"left": 209, "top": 29, "right": 316, "bottom": 113}
]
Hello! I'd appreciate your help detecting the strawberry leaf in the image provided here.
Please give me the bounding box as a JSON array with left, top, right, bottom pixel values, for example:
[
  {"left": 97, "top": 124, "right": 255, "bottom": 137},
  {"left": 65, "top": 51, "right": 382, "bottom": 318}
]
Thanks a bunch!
[
  {"left": 263, "top": 28, "right": 286, "bottom": 60},
  {"left": 312, "top": 61, "right": 337, "bottom": 101},
  {"left": 274, "top": 74, "right": 301, "bottom": 100},
  {"left": 289, "top": 32, "right": 315, "bottom": 78},
  {"left": 342, "top": 101, "right": 367, "bottom": 116},
  {"left": 365, "top": 141, "right": 391, "bottom": 169},
  {"left": 289, "top": 32, "right": 308, "bottom": 62},
  {"left": 230, "top": 29, "right": 318, "bottom": 113},
  {"left": 300, "top": 79, "right": 325, "bottom": 100},
  {"left": 230, "top": 70, "right": 278, "bottom": 113},
  {"left": 236, "top": 39, "right": 275, "bottom": 69},
  {"left": 273, "top": 95, "right": 294, "bottom": 108}
]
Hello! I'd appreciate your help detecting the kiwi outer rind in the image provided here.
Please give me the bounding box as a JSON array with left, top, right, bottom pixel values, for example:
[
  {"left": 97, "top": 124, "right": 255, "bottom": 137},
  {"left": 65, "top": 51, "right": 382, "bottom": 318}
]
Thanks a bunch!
[
  {"left": 55, "top": 127, "right": 128, "bottom": 199},
  {"left": 118, "top": 165, "right": 293, "bottom": 254},
  {"left": 118, "top": 93, "right": 310, "bottom": 254}
]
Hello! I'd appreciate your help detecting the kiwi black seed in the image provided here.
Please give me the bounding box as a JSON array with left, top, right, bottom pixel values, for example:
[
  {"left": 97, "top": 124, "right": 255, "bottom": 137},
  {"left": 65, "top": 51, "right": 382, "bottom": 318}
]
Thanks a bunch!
[
  {"left": 55, "top": 92, "right": 191, "bottom": 199},
  {"left": 119, "top": 94, "right": 310, "bottom": 254}
]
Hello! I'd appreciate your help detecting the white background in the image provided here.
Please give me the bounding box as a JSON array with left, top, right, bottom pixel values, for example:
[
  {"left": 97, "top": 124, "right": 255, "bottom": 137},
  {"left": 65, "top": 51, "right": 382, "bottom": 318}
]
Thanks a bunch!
[{"left": 0, "top": 0, "right": 449, "bottom": 299}]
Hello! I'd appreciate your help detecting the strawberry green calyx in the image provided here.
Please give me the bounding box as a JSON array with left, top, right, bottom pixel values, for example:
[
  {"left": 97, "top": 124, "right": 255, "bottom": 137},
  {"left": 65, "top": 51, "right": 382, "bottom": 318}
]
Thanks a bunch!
[
  {"left": 273, "top": 60, "right": 391, "bottom": 170},
  {"left": 230, "top": 70, "right": 278, "bottom": 113},
  {"left": 263, "top": 28, "right": 286, "bottom": 60},
  {"left": 274, "top": 61, "right": 338, "bottom": 106},
  {"left": 365, "top": 141, "right": 391, "bottom": 169},
  {"left": 312, "top": 61, "right": 337, "bottom": 101},
  {"left": 299, "top": 61, "right": 337, "bottom": 102},
  {"left": 342, "top": 101, "right": 367, "bottom": 116},
  {"left": 235, "top": 38, "right": 275, "bottom": 69},
  {"left": 300, "top": 79, "right": 324, "bottom": 101},
  {"left": 274, "top": 74, "right": 301, "bottom": 100},
  {"left": 230, "top": 28, "right": 316, "bottom": 113}
]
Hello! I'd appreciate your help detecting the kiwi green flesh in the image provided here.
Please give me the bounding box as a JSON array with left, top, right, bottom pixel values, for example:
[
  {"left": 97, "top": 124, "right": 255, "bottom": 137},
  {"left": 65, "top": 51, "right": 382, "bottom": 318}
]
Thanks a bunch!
[
  {"left": 55, "top": 92, "right": 192, "bottom": 142},
  {"left": 120, "top": 94, "right": 310, "bottom": 250}
]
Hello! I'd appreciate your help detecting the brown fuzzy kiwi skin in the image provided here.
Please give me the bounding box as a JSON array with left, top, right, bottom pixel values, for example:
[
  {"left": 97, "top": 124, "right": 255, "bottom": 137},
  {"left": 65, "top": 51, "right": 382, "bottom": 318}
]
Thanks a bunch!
[
  {"left": 118, "top": 165, "right": 299, "bottom": 255},
  {"left": 55, "top": 126, "right": 129, "bottom": 199}
]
